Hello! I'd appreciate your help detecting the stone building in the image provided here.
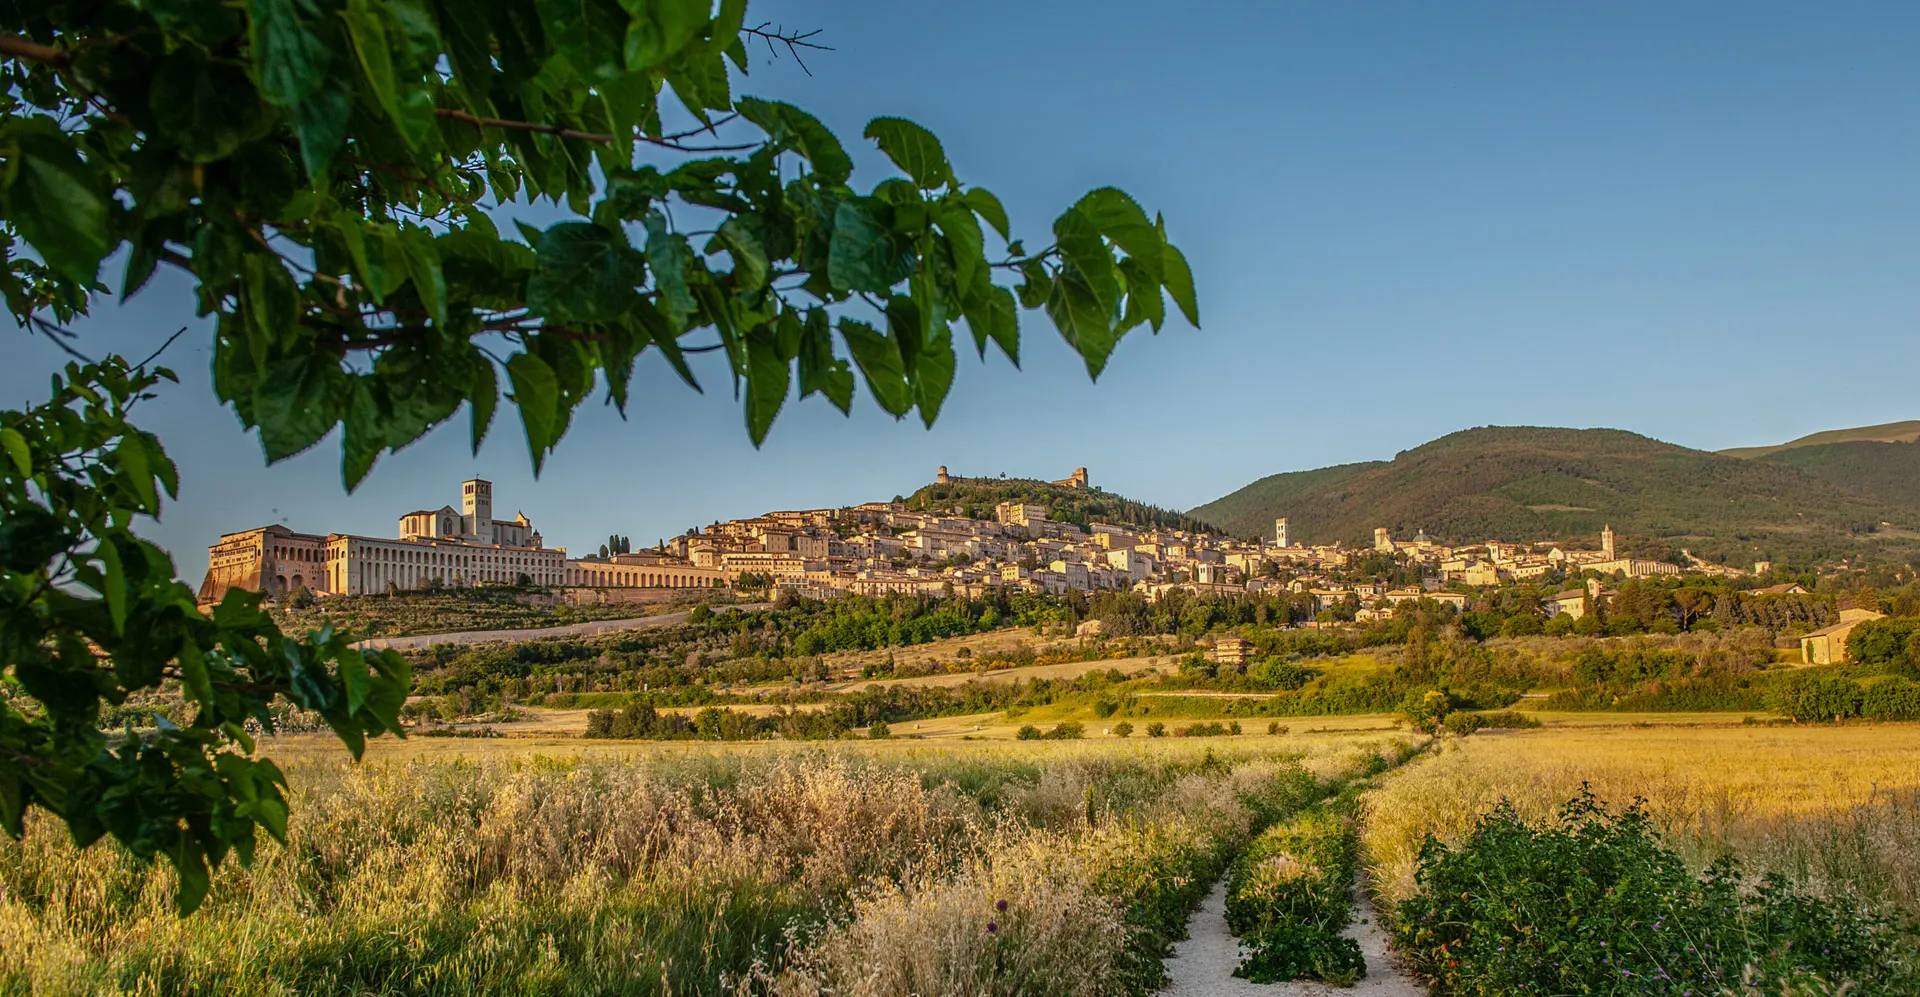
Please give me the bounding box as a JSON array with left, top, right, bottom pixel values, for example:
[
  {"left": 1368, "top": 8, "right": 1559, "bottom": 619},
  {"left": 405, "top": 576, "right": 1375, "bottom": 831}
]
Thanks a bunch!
[{"left": 199, "top": 478, "right": 565, "bottom": 602}]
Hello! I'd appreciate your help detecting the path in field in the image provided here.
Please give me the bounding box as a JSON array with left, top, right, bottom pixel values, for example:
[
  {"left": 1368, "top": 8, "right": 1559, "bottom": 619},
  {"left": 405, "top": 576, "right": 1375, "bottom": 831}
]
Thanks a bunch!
[
  {"left": 1161, "top": 874, "right": 1425, "bottom": 997},
  {"left": 354, "top": 603, "right": 769, "bottom": 650}
]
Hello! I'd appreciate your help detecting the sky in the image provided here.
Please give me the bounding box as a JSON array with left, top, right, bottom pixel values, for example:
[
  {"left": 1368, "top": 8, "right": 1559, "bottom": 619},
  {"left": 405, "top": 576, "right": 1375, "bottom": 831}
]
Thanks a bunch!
[{"left": 8, "top": 1, "right": 1918, "bottom": 580}]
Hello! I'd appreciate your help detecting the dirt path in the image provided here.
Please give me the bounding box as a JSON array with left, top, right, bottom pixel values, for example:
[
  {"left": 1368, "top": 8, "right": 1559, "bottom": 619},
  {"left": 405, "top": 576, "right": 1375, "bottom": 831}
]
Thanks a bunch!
[
  {"left": 1161, "top": 875, "right": 1425, "bottom": 996},
  {"left": 355, "top": 603, "right": 769, "bottom": 650}
]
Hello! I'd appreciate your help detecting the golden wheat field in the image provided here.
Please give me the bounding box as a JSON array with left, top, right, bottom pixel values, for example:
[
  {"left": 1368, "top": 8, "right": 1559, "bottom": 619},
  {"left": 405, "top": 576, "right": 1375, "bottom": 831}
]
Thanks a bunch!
[
  {"left": 1360, "top": 723, "right": 1920, "bottom": 920},
  {"left": 0, "top": 731, "right": 1413, "bottom": 997}
]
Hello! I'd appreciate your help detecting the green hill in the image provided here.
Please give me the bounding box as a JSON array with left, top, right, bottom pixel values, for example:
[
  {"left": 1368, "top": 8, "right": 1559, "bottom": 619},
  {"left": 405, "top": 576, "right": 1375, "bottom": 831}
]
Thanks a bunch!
[
  {"left": 1189, "top": 426, "right": 1919, "bottom": 565},
  {"left": 1719, "top": 420, "right": 1920, "bottom": 459},
  {"left": 1759, "top": 440, "right": 1920, "bottom": 511},
  {"left": 906, "top": 477, "right": 1219, "bottom": 534}
]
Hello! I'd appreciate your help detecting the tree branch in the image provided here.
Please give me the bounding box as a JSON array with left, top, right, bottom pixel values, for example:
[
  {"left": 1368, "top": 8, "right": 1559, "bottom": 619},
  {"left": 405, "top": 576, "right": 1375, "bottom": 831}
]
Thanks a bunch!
[{"left": 0, "top": 35, "right": 71, "bottom": 68}]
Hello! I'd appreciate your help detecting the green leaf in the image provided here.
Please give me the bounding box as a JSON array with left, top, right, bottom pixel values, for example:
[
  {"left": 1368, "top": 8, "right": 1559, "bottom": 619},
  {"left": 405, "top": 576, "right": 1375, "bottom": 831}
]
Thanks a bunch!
[
  {"left": 828, "top": 198, "right": 914, "bottom": 293},
  {"left": 1047, "top": 269, "right": 1117, "bottom": 380},
  {"left": 537, "top": 0, "right": 629, "bottom": 84},
  {"left": 961, "top": 187, "right": 1010, "bottom": 240},
  {"left": 150, "top": 48, "right": 266, "bottom": 163},
  {"left": 0, "top": 427, "right": 29, "bottom": 477},
  {"left": 839, "top": 318, "right": 912, "bottom": 418},
  {"left": 291, "top": 83, "right": 353, "bottom": 177},
  {"left": 936, "top": 204, "right": 984, "bottom": 301},
  {"left": 1016, "top": 260, "right": 1052, "bottom": 309},
  {"left": 1051, "top": 207, "right": 1119, "bottom": 315},
  {"left": 469, "top": 359, "right": 498, "bottom": 455},
  {"left": 248, "top": 0, "right": 329, "bottom": 105},
  {"left": 736, "top": 97, "right": 852, "bottom": 185},
  {"left": 621, "top": 0, "right": 709, "bottom": 72},
  {"left": 97, "top": 538, "right": 127, "bottom": 635},
  {"left": 742, "top": 325, "right": 790, "bottom": 446},
  {"left": 0, "top": 119, "right": 112, "bottom": 282},
  {"left": 966, "top": 285, "right": 1019, "bottom": 366},
  {"left": 527, "top": 222, "right": 644, "bottom": 323},
  {"left": 177, "top": 644, "right": 215, "bottom": 711},
  {"left": 169, "top": 836, "right": 212, "bottom": 915},
  {"left": 1119, "top": 255, "right": 1165, "bottom": 333},
  {"left": 253, "top": 355, "right": 346, "bottom": 462},
  {"left": 505, "top": 352, "right": 561, "bottom": 474},
  {"left": 1073, "top": 187, "right": 1162, "bottom": 280},
  {"left": 911, "top": 327, "right": 956, "bottom": 428},
  {"left": 864, "top": 117, "right": 952, "bottom": 189},
  {"left": 666, "top": 50, "right": 732, "bottom": 121},
  {"left": 1161, "top": 242, "right": 1199, "bottom": 327},
  {"left": 644, "top": 212, "right": 696, "bottom": 327},
  {"left": 397, "top": 227, "right": 447, "bottom": 326},
  {"left": 715, "top": 217, "right": 768, "bottom": 290},
  {"left": 797, "top": 310, "right": 853, "bottom": 414}
]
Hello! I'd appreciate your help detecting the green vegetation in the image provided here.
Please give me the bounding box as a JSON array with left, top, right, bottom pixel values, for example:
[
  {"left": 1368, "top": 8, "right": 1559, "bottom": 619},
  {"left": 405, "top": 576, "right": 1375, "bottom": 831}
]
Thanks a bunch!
[
  {"left": 1189, "top": 426, "right": 1919, "bottom": 565},
  {"left": 1226, "top": 804, "right": 1364, "bottom": 984},
  {"left": 1761, "top": 439, "right": 1920, "bottom": 514},
  {"left": 907, "top": 476, "right": 1218, "bottom": 533},
  {"left": 1395, "top": 791, "right": 1917, "bottom": 996},
  {"left": 0, "top": 0, "right": 1199, "bottom": 907}
]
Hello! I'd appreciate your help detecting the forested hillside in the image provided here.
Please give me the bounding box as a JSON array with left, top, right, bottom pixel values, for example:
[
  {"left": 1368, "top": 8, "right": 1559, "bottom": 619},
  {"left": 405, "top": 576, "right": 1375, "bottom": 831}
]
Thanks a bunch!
[
  {"left": 1190, "top": 426, "right": 1919, "bottom": 566},
  {"left": 1759, "top": 440, "right": 1920, "bottom": 511},
  {"left": 907, "top": 477, "right": 1219, "bottom": 534}
]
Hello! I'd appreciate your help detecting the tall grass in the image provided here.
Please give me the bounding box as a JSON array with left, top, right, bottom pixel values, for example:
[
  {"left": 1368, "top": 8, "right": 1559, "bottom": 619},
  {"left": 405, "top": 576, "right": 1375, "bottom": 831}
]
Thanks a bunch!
[
  {"left": 0, "top": 733, "right": 1406, "bottom": 996},
  {"left": 1359, "top": 725, "right": 1920, "bottom": 921}
]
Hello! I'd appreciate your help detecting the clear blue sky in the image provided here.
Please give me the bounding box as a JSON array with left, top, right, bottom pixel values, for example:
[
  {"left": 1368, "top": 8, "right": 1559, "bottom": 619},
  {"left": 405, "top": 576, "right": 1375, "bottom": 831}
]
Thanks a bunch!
[{"left": 8, "top": 1, "right": 1918, "bottom": 580}]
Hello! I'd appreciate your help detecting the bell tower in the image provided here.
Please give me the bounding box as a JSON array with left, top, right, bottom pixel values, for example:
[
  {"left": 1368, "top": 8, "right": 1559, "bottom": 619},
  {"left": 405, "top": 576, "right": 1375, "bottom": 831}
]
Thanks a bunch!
[
  {"left": 1601, "top": 523, "right": 1616, "bottom": 558},
  {"left": 462, "top": 478, "right": 493, "bottom": 543}
]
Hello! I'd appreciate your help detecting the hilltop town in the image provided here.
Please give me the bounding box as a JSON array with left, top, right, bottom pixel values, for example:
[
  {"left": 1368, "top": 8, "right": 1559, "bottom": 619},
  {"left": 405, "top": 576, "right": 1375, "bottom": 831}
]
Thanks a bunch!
[{"left": 200, "top": 467, "right": 1753, "bottom": 622}]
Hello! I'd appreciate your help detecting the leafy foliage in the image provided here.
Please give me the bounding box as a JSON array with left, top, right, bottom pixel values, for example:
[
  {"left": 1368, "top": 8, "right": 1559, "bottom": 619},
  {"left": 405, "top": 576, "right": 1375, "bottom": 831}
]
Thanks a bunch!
[
  {"left": 0, "top": 359, "right": 409, "bottom": 912},
  {"left": 0, "top": 0, "right": 1196, "bottom": 912},
  {"left": 1396, "top": 790, "right": 1915, "bottom": 996},
  {"left": 2, "top": 2, "right": 1196, "bottom": 479}
]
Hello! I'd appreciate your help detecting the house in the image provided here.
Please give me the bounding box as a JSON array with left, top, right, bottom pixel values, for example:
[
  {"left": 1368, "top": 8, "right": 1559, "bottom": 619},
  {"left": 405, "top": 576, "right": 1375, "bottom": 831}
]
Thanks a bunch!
[
  {"left": 1751, "top": 582, "right": 1810, "bottom": 596},
  {"left": 1800, "top": 609, "right": 1887, "bottom": 665},
  {"left": 1209, "top": 637, "right": 1251, "bottom": 667},
  {"left": 1546, "top": 588, "right": 1589, "bottom": 620}
]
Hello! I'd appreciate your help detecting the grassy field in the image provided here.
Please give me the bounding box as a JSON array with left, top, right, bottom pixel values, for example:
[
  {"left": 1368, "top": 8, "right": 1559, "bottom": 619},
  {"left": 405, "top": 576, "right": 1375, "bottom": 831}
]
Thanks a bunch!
[
  {"left": 1361, "top": 723, "right": 1920, "bottom": 919},
  {"left": 0, "top": 732, "right": 1415, "bottom": 997}
]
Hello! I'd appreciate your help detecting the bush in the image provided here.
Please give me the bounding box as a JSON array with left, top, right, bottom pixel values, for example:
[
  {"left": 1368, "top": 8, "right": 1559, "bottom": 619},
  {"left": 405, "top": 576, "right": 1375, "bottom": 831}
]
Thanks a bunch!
[
  {"left": 1396, "top": 790, "right": 1912, "bottom": 996},
  {"left": 1044, "top": 721, "right": 1085, "bottom": 740},
  {"left": 1016, "top": 724, "right": 1042, "bottom": 740},
  {"left": 1225, "top": 806, "right": 1364, "bottom": 984},
  {"left": 1267, "top": 722, "right": 1288, "bottom": 736},
  {"left": 1442, "top": 711, "right": 1484, "bottom": 737},
  {"left": 1146, "top": 722, "right": 1166, "bottom": 738},
  {"left": 1110, "top": 720, "right": 1134, "bottom": 738},
  {"left": 1472, "top": 710, "right": 1541, "bottom": 729},
  {"left": 1859, "top": 675, "right": 1920, "bottom": 721},
  {"left": 868, "top": 721, "right": 892, "bottom": 739},
  {"left": 1767, "top": 670, "right": 1864, "bottom": 722}
]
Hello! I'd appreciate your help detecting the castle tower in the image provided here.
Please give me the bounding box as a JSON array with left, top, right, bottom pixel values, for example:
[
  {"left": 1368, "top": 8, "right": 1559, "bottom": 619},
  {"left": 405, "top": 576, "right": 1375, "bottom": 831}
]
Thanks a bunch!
[
  {"left": 936, "top": 465, "right": 950, "bottom": 484},
  {"left": 1374, "top": 527, "right": 1392, "bottom": 553},
  {"left": 462, "top": 478, "right": 493, "bottom": 543},
  {"left": 1072, "top": 467, "right": 1088, "bottom": 488},
  {"left": 1601, "top": 524, "right": 1615, "bottom": 559},
  {"left": 1274, "top": 517, "right": 1291, "bottom": 548}
]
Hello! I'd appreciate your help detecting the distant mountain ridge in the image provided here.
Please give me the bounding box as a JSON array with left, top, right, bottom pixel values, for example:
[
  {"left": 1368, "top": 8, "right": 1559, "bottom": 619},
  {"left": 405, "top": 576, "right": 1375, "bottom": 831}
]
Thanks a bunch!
[
  {"left": 1189, "top": 425, "right": 1920, "bottom": 566},
  {"left": 1719, "top": 420, "right": 1920, "bottom": 459}
]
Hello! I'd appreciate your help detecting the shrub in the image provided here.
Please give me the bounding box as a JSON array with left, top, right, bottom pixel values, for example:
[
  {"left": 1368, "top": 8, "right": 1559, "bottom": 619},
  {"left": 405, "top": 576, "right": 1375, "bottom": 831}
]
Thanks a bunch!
[
  {"left": 1395, "top": 790, "right": 1912, "bottom": 996},
  {"left": 1016, "top": 724, "right": 1043, "bottom": 741},
  {"left": 1767, "top": 670, "right": 1864, "bottom": 722},
  {"left": 1472, "top": 710, "right": 1541, "bottom": 729},
  {"left": 1146, "top": 722, "right": 1166, "bottom": 738},
  {"left": 868, "top": 721, "right": 893, "bottom": 739},
  {"left": 1224, "top": 806, "right": 1364, "bottom": 984},
  {"left": 1110, "top": 721, "right": 1134, "bottom": 738},
  {"left": 1859, "top": 676, "right": 1920, "bottom": 721},
  {"left": 1442, "top": 712, "right": 1484, "bottom": 737},
  {"left": 1045, "top": 721, "right": 1085, "bottom": 740},
  {"left": 1267, "top": 722, "right": 1288, "bottom": 736}
]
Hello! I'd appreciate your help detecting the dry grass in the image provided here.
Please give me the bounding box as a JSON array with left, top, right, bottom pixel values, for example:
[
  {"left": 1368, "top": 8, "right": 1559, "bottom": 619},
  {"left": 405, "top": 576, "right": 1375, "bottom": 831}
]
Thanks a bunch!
[
  {"left": 1360, "top": 723, "right": 1920, "bottom": 920},
  {"left": 0, "top": 733, "right": 1409, "bottom": 996}
]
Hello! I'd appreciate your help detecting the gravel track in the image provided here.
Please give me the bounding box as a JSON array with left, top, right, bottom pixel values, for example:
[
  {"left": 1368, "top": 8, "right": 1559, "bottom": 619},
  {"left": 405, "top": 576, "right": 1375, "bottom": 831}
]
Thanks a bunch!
[{"left": 1161, "top": 874, "right": 1426, "bottom": 996}]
